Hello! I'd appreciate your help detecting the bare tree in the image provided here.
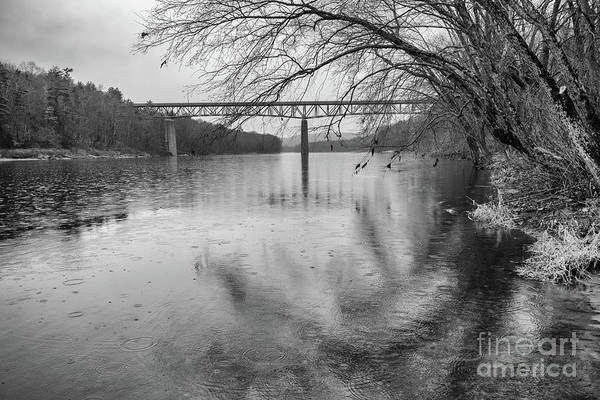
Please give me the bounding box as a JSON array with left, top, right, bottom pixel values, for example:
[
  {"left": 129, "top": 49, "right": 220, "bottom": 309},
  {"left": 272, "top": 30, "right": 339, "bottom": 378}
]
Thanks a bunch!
[{"left": 136, "top": 0, "right": 600, "bottom": 183}]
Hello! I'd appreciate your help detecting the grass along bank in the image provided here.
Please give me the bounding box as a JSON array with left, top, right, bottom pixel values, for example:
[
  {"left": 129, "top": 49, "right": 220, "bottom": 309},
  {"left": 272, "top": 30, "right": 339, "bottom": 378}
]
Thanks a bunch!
[{"left": 469, "top": 155, "right": 600, "bottom": 284}]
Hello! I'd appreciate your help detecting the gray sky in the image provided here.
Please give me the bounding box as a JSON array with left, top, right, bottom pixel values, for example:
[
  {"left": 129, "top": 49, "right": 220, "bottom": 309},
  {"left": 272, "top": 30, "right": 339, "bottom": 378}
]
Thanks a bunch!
[
  {"left": 0, "top": 0, "right": 376, "bottom": 136},
  {"left": 0, "top": 0, "right": 197, "bottom": 103}
]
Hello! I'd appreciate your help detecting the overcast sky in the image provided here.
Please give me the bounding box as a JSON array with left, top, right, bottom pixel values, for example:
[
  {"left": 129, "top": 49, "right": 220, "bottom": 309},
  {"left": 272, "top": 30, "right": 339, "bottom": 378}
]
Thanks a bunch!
[
  {"left": 0, "top": 0, "right": 200, "bottom": 103},
  {"left": 0, "top": 0, "right": 374, "bottom": 136}
]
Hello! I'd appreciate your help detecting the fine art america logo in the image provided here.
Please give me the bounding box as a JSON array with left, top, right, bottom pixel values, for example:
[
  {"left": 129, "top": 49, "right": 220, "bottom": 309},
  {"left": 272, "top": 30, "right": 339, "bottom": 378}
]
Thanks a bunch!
[{"left": 476, "top": 332, "right": 578, "bottom": 378}]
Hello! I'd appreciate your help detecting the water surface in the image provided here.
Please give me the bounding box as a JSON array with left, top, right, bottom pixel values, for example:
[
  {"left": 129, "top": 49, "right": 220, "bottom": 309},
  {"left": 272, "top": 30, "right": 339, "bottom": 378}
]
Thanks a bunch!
[{"left": 1, "top": 153, "right": 599, "bottom": 399}]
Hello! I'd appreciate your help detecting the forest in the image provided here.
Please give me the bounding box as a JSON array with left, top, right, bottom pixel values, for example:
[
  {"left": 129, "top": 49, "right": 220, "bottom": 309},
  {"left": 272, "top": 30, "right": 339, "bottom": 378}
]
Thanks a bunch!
[
  {"left": 174, "top": 118, "right": 282, "bottom": 155},
  {"left": 0, "top": 61, "right": 281, "bottom": 156}
]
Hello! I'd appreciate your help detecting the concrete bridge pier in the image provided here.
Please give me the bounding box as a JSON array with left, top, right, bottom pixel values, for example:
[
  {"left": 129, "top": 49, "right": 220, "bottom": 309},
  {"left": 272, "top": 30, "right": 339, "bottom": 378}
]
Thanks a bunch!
[
  {"left": 301, "top": 152, "right": 309, "bottom": 198},
  {"left": 163, "top": 118, "right": 177, "bottom": 156},
  {"left": 300, "top": 118, "right": 309, "bottom": 156},
  {"left": 300, "top": 118, "right": 309, "bottom": 197}
]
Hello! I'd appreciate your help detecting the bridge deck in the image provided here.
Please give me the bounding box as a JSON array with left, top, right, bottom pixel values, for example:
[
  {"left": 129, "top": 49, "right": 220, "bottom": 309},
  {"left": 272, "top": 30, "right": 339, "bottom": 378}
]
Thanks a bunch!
[{"left": 133, "top": 100, "right": 430, "bottom": 119}]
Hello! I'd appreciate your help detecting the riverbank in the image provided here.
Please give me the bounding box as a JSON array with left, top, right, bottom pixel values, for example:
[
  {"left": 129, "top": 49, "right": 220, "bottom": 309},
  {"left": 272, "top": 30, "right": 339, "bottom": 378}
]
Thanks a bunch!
[
  {"left": 0, "top": 148, "right": 151, "bottom": 161},
  {"left": 470, "top": 155, "right": 600, "bottom": 284}
]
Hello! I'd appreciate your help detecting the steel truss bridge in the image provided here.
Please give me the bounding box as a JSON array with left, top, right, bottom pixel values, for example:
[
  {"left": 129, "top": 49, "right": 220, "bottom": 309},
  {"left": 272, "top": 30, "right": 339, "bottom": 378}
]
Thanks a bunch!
[
  {"left": 132, "top": 99, "right": 430, "bottom": 119},
  {"left": 132, "top": 99, "right": 431, "bottom": 156}
]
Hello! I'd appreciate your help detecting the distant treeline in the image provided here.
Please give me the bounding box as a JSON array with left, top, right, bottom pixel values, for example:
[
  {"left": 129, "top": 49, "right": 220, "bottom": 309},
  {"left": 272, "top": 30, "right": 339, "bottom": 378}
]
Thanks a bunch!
[
  {"left": 174, "top": 118, "right": 282, "bottom": 154},
  {"left": 376, "top": 117, "right": 487, "bottom": 157},
  {"left": 284, "top": 116, "right": 499, "bottom": 158},
  {"left": 283, "top": 136, "right": 369, "bottom": 153},
  {"left": 0, "top": 61, "right": 281, "bottom": 155}
]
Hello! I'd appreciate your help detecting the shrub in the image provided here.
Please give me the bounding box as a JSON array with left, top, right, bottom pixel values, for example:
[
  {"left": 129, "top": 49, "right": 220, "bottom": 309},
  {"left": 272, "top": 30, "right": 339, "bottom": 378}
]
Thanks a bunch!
[
  {"left": 469, "top": 197, "right": 515, "bottom": 230},
  {"left": 519, "top": 226, "right": 600, "bottom": 283}
]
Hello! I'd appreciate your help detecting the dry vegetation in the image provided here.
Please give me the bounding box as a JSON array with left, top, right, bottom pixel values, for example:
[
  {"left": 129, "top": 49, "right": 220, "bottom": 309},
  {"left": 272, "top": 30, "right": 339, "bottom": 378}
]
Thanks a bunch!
[
  {"left": 469, "top": 197, "right": 516, "bottom": 230},
  {"left": 520, "top": 227, "right": 600, "bottom": 283},
  {"left": 472, "top": 123, "right": 600, "bottom": 283}
]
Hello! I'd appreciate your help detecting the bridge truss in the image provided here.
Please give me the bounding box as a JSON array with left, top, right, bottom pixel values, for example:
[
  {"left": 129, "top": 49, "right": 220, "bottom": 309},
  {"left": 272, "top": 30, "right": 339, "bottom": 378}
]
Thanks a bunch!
[{"left": 132, "top": 100, "right": 431, "bottom": 119}]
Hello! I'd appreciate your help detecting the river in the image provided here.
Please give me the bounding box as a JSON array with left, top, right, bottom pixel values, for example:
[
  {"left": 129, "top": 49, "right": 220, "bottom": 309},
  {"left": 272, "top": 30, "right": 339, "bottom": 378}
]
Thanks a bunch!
[{"left": 0, "top": 153, "right": 599, "bottom": 399}]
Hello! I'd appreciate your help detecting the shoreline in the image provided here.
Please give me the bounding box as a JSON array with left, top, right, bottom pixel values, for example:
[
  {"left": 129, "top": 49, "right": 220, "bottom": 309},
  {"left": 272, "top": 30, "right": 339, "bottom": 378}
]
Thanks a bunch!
[
  {"left": 470, "top": 156, "right": 600, "bottom": 284},
  {"left": 0, "top": 148, "right": 152, "bottom": 161}
]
